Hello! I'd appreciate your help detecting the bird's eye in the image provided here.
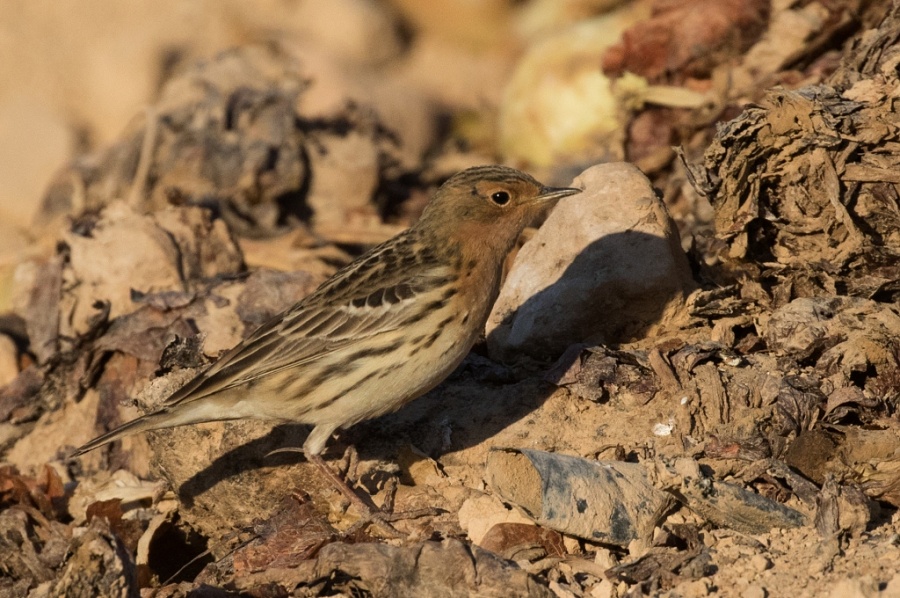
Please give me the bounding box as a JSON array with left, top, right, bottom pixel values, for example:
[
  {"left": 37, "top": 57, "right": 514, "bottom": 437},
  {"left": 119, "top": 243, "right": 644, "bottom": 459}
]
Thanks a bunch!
[{"left": 491, "top": 191, "right": 511, "bottom": 206}]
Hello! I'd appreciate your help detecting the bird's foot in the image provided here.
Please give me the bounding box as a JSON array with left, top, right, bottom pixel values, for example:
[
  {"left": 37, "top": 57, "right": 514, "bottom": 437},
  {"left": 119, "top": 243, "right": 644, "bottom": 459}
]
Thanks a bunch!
[
  {"left": 307, "top": 452, "right": 442, "bottom": 538},
  {"left": 268, "top": 446, "right": 442, "bottom": 537}
]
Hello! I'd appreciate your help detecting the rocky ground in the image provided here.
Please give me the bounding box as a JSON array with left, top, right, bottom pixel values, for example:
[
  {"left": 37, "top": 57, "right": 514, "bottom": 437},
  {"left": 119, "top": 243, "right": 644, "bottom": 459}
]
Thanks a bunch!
[{"left": 2, "top": 1, "right": 900, "bottom": 597}]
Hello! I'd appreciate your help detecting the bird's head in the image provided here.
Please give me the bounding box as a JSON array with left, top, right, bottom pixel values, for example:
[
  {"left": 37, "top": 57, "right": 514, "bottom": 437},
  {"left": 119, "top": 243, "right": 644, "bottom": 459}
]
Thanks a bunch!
[{"left": 417, "top": 165, "right": 581, "bottom": 254}]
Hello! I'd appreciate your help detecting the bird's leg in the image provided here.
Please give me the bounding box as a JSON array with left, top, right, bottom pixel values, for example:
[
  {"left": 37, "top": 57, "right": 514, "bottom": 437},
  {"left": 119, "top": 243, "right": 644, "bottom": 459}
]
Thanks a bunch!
[
  {"left": 273, "top": 437, "right": 440, "bottom": 534},
  {"left": 381, "top": 475, "right": 398, "bottom": 514},
  {"left": 338, "top": 444, "right": 360, "bottom": 484},
  {"left": 306, "top": 451, "right": 379, "bottom": 517},
  {"left": 308, "top": 451, "right": 435, "bottom": 540},
  {"left": 309, "top": 450, "right": 442, "bottom": 526},
  {"left": 270, "top": 445, "right": 406, "bottom": 536}
]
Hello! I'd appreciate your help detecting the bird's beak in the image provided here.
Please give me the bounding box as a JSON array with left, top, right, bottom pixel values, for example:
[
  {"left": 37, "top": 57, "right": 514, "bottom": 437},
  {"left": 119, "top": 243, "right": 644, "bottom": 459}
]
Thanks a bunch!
[{"left": 536, "top": 186, "right": 582, "bottom": 203}]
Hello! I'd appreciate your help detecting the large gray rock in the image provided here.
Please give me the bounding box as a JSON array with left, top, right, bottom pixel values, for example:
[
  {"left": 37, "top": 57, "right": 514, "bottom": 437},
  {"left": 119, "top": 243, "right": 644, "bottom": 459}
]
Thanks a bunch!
[{"left": 486, "top": 162, "right": 694, "bottom": 361}]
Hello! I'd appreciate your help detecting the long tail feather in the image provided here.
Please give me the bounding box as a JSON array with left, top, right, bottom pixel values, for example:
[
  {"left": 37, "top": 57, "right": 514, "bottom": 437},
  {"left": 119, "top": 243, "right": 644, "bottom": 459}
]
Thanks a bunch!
[{"left": 71, "top": 409, "right": 184, "bottom": 457}]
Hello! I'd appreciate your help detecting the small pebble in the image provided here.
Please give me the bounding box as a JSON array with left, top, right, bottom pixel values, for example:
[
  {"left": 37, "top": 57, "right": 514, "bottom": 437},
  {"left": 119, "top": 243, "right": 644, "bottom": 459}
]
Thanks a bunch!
[
  {"left": 594, "top": 548, "right": 617, "bottom": 570},
  {"left": 807, "top": 560, "right": 826, "bottom": 576},
  {"left": 589, "top": 579, "right": 614, "bottom": 598},
  {"left": 677, "top": 578, "right": 712, "bottom": 598},
  {"left": 548, "top": 580, "right": 578, "bottom": 598},
  {"left": 563, "top": 535, "right": 581, "bottom": 554},
  {"left": 741, "top": 585, "right": 767, "bottom": 598},
  {"left": 750, "top": 554, "right": 772, "bottom": 572}
]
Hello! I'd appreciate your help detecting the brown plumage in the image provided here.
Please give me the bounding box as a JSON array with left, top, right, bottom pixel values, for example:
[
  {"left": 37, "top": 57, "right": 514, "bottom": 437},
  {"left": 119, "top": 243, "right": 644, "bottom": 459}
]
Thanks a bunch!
[{"left": 73, "top": 165, "right": 579, "bottom": 507}]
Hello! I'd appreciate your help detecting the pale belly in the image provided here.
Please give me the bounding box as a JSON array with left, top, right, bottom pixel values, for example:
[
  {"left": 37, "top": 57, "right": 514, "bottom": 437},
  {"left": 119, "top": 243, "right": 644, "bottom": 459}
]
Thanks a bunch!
[{"left": 304, "top": 317, "right": 476, "bottom": 430}]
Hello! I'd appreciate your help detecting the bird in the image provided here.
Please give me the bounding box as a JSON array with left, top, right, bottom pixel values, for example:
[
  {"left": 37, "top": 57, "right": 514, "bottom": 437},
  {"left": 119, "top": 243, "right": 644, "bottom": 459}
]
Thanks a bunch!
[{"left": 72, "top": 165, "right": 580, "bottom": 514}]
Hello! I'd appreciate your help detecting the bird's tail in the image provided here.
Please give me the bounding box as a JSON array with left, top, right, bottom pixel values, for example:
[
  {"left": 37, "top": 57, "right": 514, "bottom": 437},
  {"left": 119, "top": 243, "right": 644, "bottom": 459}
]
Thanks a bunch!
[{"left": 71, "top": 408, "right": 197, "bottom": 457}]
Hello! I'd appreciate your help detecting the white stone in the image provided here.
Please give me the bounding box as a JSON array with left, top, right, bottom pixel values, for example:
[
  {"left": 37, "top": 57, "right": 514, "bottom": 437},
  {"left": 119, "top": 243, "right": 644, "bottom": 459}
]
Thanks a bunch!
[{"left": 487, "top": 162, "right": 694, "bottom": 361}]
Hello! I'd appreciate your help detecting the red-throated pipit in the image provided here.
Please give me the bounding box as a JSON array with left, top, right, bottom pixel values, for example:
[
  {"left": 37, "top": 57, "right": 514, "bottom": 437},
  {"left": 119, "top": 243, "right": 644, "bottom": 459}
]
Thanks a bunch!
[{"left": 73, "top": 165, "right": 580, "bottom": 515}]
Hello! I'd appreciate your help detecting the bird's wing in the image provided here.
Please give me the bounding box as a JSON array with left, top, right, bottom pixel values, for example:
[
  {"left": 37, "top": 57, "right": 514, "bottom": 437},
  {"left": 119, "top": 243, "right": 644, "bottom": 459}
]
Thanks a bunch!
[{"left": 163, "top": 232, "right": 455, "bottom": 406}]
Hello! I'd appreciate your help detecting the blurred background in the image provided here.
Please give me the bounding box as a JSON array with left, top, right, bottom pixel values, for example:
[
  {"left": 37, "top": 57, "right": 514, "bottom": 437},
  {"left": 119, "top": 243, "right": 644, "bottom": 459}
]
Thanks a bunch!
[
  {"left": 0, "top": 0, "right": 767, "bottom": 229},
  {"left": 0, "top": 0, "right": 883, "bottom": 313}
]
